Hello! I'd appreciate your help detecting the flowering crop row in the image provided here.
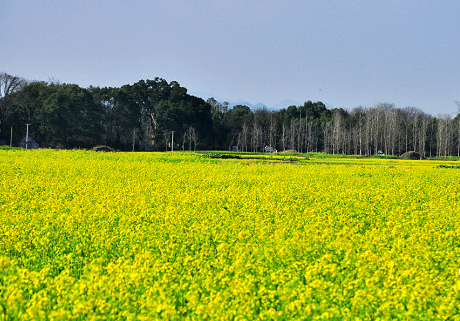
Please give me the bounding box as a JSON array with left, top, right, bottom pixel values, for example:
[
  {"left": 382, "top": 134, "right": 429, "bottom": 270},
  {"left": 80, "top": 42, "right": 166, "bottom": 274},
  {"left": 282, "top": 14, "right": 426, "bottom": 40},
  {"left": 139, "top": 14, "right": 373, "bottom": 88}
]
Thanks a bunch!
[{"left": 0, "top": 149, "right": 459, "bottom": 320}]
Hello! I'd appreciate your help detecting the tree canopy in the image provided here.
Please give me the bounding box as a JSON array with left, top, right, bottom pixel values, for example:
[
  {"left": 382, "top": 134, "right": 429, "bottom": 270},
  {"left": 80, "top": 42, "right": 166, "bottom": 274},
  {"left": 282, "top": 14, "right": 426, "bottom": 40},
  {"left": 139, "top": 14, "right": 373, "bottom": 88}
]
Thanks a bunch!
[{"left": 1, "top": 71, "right": 459, "bottom": 157}]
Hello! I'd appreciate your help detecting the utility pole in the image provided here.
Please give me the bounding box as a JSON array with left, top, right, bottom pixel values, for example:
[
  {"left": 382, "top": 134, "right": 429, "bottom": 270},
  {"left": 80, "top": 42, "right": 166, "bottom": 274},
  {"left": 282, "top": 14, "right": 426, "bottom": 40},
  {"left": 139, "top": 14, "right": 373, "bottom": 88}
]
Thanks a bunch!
[
  {"left": 171, "top": 131, "right": 175, "bottom": 151},
  {"left": 132, "top": 128, "right": 136, "bottom": 152},
  {"left": 25, "top": 123, "right": 30, "bottom": 149},
  {"left": 10, "top": 126, "right": 13, "bottom": 147}
]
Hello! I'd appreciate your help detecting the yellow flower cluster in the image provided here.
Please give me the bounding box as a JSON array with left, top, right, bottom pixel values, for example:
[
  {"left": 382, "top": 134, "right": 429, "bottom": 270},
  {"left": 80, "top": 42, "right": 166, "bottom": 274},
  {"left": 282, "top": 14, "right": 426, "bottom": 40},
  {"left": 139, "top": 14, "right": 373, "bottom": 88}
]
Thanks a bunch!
[{"left": 0, "top": 149, "right": 459, "bottom": 320}]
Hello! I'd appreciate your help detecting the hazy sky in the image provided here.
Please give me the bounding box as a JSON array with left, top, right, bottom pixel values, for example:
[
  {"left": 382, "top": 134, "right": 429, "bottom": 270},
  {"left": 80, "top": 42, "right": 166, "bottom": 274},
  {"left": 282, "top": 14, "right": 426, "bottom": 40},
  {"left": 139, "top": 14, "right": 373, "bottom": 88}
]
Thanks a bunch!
[{"left": 1, "top": 0, "right": 459, "bottom": 115}]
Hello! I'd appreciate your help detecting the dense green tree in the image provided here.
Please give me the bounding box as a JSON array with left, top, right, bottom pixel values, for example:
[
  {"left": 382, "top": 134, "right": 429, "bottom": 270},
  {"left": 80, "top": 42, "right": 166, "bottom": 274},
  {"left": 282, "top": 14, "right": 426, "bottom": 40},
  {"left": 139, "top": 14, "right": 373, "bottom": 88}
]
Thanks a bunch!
[
  {"left": 90, "top": 86, "right": 141, "bottom": 150},
  {"left": 11, "top": 82, "right": 103, "bottom": 148},
  {"left": 207, "top": 98, "right": 229, "bottom": 149},
  {"left": 126, "top": 78, "right": 213, "bottom": 150}
]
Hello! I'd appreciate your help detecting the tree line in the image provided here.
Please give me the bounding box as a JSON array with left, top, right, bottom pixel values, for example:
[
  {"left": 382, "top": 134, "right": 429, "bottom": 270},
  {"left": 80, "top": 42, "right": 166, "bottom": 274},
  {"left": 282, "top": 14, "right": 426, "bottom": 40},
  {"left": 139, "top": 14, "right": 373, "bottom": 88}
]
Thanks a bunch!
[{"left": 1, "top": 71, "right": 459, "bottom": 157}]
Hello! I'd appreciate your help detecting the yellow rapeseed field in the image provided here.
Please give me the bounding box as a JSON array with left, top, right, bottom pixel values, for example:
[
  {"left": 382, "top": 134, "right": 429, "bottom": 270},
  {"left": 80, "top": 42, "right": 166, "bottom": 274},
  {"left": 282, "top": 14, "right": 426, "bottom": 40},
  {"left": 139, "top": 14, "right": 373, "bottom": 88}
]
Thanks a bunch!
[{"left": 0, "top": 149, "right": 459, "bottom": 320}]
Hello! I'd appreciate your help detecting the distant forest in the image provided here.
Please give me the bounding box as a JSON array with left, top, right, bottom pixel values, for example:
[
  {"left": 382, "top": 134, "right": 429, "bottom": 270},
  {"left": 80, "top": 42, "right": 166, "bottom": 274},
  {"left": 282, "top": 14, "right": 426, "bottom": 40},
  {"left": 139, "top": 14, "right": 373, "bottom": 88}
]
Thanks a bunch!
[{"left": 1, "top": 72, "right": 459, "bottom": 157}]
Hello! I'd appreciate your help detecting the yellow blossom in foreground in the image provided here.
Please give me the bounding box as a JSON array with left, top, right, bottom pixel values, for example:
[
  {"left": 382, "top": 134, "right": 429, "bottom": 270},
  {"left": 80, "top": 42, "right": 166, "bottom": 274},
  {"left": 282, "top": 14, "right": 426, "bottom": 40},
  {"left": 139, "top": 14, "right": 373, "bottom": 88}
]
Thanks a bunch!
[{"left": 0, "top": 149, "right": 460, "bottom": 320}]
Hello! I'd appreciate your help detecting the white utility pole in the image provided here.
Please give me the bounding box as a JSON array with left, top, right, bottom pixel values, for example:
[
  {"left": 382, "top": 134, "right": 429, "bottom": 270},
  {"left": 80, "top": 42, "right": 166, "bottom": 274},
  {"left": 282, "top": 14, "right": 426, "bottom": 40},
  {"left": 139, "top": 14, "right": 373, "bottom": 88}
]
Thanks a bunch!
[
  {"left": 10, "top": 126, "right": 13, "bottom": 147},
  {"left": 132, "top": 128, "right": 136, "bottom": 152},
  {"left": 171, "top": 131, "right": 175, "bottom": 151},
  {"left": 25, "top": 123, "right": 30, "bottom": 149}
]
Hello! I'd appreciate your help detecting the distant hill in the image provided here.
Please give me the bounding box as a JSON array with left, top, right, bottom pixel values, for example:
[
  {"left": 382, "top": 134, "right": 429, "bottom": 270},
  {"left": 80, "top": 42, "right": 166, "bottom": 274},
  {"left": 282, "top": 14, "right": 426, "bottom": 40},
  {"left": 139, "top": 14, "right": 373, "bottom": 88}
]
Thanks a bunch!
[
  {"left": 228, "top": 99, "right": 306, "bottom": 111},
  {"left": 228, "top": 99, "right": 269, "bottom": 110},
  {"left": 189, "top": 91, "right": 302, "bottom": 111}
]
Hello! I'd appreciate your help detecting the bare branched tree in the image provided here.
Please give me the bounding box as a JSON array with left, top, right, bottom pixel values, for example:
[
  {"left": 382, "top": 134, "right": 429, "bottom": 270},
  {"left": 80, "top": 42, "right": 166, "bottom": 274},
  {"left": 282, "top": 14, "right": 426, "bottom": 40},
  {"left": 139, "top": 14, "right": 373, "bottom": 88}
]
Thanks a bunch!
[
  {"left": 0, "top": 72, "right": 27, "bottom": 136},
  {"left": 0, "top": 72, "right": 26, "bottom": 99}
]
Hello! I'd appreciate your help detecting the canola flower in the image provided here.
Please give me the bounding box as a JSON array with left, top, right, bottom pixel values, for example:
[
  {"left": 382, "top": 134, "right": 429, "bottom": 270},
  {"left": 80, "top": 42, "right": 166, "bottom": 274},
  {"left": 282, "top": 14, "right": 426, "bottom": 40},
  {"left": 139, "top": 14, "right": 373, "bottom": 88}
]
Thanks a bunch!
[{"left": 0, "top": 149, "right": 460, "bottom": 320}]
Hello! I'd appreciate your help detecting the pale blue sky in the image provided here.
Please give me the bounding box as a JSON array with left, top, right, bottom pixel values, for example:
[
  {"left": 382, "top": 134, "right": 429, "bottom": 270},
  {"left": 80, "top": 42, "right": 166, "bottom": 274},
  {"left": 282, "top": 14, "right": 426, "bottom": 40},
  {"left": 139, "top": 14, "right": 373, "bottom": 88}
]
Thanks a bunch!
[{"left": 1, "top": 0, "right": 459, "bottom": 115}]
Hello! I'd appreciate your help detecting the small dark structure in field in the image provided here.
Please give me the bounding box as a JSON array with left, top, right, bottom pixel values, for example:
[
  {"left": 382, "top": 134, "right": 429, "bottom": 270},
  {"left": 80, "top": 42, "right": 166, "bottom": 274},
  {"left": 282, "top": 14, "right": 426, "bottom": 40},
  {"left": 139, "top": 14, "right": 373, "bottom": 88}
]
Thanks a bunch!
[
  {"left": 264, "top": 146, "right": 277, "bottom": 153},
  {"left": 20, "top": 137, "right": 40, "bottom": 149},
  {"left": 91, "top": 145, "right": 114, "bottom": 152},
  {"left": 400, "top": 151, "right": 423, "bottom": 160}
]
